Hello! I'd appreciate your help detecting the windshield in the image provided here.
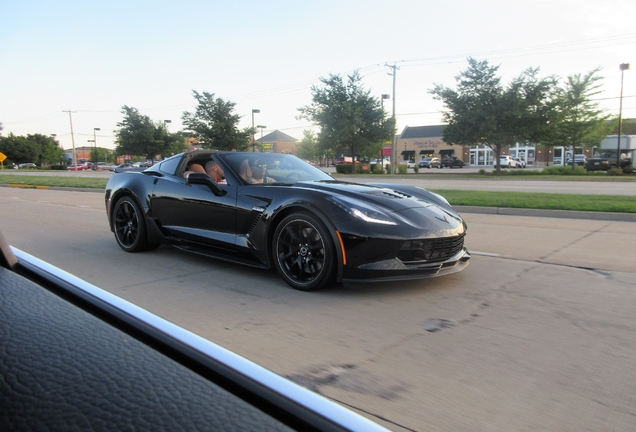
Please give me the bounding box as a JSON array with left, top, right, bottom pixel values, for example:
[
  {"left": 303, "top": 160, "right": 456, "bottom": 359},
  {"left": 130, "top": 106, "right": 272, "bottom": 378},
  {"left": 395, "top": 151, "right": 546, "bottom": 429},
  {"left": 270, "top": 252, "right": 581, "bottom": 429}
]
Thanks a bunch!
[{"left": 220, "top": 153, "right": 333, "bottom": 184}]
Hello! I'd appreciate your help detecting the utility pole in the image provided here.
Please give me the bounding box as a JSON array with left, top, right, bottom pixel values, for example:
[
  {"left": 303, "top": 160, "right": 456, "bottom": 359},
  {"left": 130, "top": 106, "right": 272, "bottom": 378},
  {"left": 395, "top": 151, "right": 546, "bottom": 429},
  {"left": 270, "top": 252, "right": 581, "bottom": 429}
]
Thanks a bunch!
[
  {"left": 62, "top": 110, "right": 77, "bottom": 170},
  {"left": 386, "top": 63, "right": 399, "bottom": 173}
]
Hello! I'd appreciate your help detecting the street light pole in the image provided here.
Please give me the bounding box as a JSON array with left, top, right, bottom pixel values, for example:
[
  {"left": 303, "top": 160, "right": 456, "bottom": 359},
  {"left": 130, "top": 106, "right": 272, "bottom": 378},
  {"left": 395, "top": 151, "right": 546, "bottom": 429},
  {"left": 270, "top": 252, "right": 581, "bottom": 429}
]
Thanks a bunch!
[
  {"left": 93, "top": 127, "right": 100, "bottom": 169},
  {"left": 257, "top": 125, "right": 266, "bottom": 152},
  {"left": 87, "top": 140, "right": 95, "bottom": 168},
  {"left": 617, "top": 63, "right": 630, "bottom": 169},
  {"left": 252, "top": 109, "right": 260, "bottom": 152}
]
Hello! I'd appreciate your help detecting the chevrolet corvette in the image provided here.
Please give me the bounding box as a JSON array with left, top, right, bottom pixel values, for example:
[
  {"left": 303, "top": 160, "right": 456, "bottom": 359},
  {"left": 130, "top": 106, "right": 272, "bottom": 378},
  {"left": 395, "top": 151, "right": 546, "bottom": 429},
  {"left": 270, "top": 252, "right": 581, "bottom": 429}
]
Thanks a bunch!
[{"left": 105, "top": 150, "right": 470, "bottom": 291}]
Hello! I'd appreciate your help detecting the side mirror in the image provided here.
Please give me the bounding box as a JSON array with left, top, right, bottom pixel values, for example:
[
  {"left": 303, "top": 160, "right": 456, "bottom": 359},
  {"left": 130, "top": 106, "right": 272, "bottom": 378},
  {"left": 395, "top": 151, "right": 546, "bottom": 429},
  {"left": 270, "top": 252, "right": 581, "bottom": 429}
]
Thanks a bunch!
[{"left": 186, "top": 172, "right": 227, "bottom": 196}]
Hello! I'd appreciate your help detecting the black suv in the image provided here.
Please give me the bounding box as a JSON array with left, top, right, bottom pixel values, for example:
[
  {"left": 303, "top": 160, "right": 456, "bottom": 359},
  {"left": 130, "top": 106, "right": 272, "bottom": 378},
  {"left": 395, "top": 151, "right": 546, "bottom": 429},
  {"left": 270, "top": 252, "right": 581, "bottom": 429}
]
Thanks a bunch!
[
  {"left": 585, "top": 151, "right": 632, "bottom": 172},
  {"left": 441, "top": 156, "right": 465, "bottom": 168}
]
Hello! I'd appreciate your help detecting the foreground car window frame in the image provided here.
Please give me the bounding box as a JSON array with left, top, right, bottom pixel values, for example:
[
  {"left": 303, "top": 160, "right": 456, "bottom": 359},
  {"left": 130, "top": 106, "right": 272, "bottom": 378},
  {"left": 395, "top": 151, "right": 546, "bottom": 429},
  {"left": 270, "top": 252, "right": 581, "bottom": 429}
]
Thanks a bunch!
[{"left": 0, "top": 234, "right": 387, "bottom": 431}]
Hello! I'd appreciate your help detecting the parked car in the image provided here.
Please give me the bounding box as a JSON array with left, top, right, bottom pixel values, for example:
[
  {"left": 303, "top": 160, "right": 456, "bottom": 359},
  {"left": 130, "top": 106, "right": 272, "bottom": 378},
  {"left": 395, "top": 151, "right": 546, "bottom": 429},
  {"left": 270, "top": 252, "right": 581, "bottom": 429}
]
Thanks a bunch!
[
  {"left": 113, "top": 163, "right": 145, "bottom": 173},
  {"left": 399, "top": 160, "right": 416, "bottom": 168},
  {"left": 95, "top": 162, "right": 117, "bottom": 171},
  {"left": 514, "top": 157, "right": 526, "bottom": 168},
  {"left": 441, "top": 156, "right": 465, "bottom": 168},
  {"left": 105, "top": 150, "right": 470, "bottom": 291},
  {"left": 584, "top": 151, "right": 631, "bottom": 171},
  {"left": 18, "top": 163, "right": 37, "bottom": 169},
  {"left": 132, "top": 161, "right": 154, "bottom": 168},
  {"left": 553, "top": 156, "right": 562, "bottom": 165},
  {"left": 369, "top": 158, "right": 390, "bottom": 170},
  {"left": 565, "top": 154, "right": 586, "bottom": 166},
  {"left": 418, "top": 157, "right": 441, "bottom": 169},
  {"left": 67, "top": 163, "right": 91, "bottom": 171},
  {"left": 497, "top": 155, "right": 517, "bottom": 168}
]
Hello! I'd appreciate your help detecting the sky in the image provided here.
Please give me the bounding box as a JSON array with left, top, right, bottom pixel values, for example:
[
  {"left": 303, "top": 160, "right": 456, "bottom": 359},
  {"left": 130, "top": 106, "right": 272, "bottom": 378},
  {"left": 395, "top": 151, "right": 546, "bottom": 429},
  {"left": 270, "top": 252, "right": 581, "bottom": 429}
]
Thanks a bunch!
[{"left": 1, "top": 0, "right": 635, "bottom": 152}]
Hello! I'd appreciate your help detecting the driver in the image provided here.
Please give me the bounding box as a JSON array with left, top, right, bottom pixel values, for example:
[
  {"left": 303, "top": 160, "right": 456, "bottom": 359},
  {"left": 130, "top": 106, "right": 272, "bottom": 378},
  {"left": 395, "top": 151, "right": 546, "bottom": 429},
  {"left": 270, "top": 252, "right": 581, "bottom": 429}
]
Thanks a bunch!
[{"left": 246, "top": 161, "right": 275, "bottom": 184}]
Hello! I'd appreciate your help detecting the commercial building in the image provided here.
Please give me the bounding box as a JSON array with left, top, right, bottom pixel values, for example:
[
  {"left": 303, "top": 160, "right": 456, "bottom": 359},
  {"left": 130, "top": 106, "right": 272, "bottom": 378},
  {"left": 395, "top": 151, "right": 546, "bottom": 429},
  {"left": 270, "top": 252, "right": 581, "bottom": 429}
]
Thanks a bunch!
[{"left": 393, "top": 125, "right": 626, "bottom": 168}]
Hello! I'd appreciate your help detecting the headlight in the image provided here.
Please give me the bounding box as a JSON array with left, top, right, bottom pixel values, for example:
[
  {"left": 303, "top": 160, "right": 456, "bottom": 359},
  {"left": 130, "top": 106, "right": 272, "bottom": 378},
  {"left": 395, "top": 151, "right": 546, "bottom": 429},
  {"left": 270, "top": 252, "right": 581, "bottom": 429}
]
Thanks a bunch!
[{"left": 327, "top": 196, "right": 397, "bottom": 225}]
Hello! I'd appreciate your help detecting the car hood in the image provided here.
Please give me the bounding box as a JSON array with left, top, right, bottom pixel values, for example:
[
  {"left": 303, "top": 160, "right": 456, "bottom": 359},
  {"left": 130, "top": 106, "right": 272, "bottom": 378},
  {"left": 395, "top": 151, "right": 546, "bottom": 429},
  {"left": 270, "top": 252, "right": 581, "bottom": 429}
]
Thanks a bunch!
[{"left": 295, "top": 180, "right": 456, "bottom": 213}]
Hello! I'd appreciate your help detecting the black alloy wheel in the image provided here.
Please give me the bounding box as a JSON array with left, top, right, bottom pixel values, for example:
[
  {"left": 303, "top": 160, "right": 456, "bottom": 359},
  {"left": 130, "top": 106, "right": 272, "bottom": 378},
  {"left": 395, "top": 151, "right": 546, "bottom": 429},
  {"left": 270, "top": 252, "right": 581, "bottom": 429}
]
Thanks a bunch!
[
  {"left": 113, "top": 196, "right": 156, "bottom": 252},
  {"left": 273, "top": 212, "right": 335, "bottom": 291}
]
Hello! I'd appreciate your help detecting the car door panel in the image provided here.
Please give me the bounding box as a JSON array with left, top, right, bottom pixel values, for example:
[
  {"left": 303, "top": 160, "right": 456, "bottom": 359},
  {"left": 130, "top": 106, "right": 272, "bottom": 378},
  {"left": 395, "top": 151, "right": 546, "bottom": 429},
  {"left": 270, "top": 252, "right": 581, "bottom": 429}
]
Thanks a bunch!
[{"left": 149, "top": 177, "right": 238, "bottom": 247}]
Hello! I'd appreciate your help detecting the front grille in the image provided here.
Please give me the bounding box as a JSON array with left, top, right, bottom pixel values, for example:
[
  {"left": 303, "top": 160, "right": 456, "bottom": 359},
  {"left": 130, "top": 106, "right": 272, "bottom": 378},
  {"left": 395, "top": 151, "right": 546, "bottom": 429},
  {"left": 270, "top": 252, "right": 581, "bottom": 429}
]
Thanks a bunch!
[{"left": 397, "top": 233, "right": 465, "bottom": 264}]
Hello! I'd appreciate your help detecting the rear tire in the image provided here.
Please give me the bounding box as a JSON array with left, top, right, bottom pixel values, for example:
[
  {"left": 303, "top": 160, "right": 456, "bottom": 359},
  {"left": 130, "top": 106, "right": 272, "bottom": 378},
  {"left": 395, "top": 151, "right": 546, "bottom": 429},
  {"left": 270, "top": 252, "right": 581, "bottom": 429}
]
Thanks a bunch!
[
  {"left": 113, "top": 196, "right": 156, "bottom": 252},
  {"left": 272, "top": 212, "right": 335, "bottom": 291}
]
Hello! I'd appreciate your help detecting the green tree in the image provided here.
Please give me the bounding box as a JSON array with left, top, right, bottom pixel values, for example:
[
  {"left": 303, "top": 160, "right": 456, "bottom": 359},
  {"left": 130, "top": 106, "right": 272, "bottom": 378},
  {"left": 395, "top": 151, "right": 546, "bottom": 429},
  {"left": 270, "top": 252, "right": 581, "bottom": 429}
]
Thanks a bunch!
[
  {"left": 90, "top": 147, "right": 117, "bottom": 165},
  {"left": 298, "top": 71, "right": 395, "bottom": 174},
  {"left": 28, "top": 134, "right": 65, "bottom": 166},
  {"left": 546, "top": 68, "right": 612, "bottom": 169},
  {"left": 114, "top": 106, "right": 184, "bottom": 159},
  {"left": 182, "top": 91, "right": 253, "bottom": 151},
  {"left": 296, "top": 130, "right": 319, "bottom": 161},
  {"left": 0, "top": 133, "right": 39, "bottom": 164},
  {"left": 430, "top": 58, "right": 560, "bottom": 174}
]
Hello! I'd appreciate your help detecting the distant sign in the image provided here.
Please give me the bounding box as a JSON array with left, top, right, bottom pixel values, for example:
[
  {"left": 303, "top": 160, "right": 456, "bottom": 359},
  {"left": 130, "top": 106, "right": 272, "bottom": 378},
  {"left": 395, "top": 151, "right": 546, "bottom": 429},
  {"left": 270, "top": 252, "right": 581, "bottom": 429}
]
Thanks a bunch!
[
  {"left": 263, "top": 144, "right": 273, "bottom": 149},
  {"left": 0, "top": 152, "right": 6, "bottom": 162}
]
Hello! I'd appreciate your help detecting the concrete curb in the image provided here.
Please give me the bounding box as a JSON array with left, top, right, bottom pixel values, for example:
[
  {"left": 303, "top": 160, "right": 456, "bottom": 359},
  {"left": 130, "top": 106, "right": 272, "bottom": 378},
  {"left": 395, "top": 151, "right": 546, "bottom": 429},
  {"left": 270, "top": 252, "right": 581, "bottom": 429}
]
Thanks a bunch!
[{"left": 454, "top": 205, "right": 636, "bottom": 222}]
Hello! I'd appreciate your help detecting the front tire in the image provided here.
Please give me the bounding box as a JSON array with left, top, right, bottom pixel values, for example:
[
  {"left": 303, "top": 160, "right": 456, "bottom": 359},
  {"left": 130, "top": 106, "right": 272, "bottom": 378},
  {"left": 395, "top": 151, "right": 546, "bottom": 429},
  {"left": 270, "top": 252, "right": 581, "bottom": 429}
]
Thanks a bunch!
[
  {"left": 113, "top": 196, "right": 155, "bottom": 252},
  {"left": 272, "top": 212, "right": 335, "bottom": 291}
]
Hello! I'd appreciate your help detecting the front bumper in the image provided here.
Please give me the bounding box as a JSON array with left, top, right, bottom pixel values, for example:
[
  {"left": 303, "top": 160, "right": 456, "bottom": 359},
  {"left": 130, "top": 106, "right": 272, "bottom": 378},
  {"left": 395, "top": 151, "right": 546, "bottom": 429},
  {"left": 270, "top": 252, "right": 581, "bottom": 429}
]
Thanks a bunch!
[{"left": 341, "top": 246, "right": 471, "bottom": 283}]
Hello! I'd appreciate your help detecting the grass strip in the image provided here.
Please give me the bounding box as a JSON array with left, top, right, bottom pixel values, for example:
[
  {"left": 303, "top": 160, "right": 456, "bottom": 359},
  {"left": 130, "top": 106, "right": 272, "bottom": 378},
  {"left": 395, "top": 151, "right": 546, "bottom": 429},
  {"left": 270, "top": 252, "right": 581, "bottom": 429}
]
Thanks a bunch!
[
  {"left": 0, "top": 175, "right": 107, "bottom": 189},
  {"left": 430, "top": 189, "right": 636, "bottom": 213}
]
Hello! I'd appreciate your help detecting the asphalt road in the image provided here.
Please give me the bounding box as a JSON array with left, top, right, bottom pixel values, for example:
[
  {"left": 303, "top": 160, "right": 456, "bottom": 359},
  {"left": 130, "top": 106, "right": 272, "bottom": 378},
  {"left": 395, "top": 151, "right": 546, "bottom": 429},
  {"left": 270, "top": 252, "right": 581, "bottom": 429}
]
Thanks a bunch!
[{"left": 1, "top": 187, "right": 635, "bottom": 431}]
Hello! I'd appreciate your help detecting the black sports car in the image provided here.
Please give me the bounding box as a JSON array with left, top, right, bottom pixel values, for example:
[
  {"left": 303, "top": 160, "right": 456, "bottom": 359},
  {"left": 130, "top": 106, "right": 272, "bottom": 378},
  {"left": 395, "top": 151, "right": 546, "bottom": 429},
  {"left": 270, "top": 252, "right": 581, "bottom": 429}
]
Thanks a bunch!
[{"left": 105, "top": 150, "right": 470, "bottom": 291}]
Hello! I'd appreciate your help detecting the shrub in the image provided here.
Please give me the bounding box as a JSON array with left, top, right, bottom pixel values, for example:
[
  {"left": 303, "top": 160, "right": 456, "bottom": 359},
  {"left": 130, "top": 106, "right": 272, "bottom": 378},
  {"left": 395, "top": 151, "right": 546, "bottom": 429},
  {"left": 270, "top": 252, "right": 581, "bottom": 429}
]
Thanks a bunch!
[
  {"left": 335, "top": 164, "right": 353, "bottom": 174},
  {"left": 478, "top": 169, "right": 487, "bottom": 175},
  {"left": 607, "top": 168, "right": 623, "bottom": 176},
  {"left": 622, "top": 164, "right": 634, "bottom": 174},
  {"left": 372, "top": 164, "right": 384, "bottom": 174},
  {"left": 413, "top": 165, "right": 419, "bottom": 173},
  {"left": 542, "top": 166, "right": 587, "bottom": 176},
  {"left": 398, "top": 165, "right": 408, "bottom": 174}
]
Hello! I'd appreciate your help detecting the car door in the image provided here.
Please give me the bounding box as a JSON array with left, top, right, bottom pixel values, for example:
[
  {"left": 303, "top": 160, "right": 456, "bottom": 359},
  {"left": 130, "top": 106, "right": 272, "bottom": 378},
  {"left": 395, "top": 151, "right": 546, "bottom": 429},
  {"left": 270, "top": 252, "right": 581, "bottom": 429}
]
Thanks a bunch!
[{"left": 149, "top": 175, "right": 238, "bottom": 248}]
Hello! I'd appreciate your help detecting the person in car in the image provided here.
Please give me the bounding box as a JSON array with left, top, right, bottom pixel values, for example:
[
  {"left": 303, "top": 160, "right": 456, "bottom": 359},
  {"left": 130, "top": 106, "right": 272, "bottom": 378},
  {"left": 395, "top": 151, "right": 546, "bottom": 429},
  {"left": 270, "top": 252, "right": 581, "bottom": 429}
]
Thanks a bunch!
[
  {"left": 246, "top": 162, "right": 275, "bottom": 184},
  {"left": 184, "top": 160, "right": 227, "bottom": 184}
]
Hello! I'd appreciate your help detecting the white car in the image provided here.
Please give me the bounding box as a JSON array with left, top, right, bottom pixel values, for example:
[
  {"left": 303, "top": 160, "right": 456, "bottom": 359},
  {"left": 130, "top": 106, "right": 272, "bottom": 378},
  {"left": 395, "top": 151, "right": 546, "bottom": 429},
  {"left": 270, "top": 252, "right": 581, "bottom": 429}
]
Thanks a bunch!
[
  {"left": 514, "top": 157, "right": 526, "bottom": 168},
  {"left": 399, "top": 160, "right": 416, "bottom": 169},
  {"left": 497, "top": 155, "right": 517, "bottom": 168},
  {"left": 369, "top": 158, "right": 390, "bottom": 169},
  {"left": 95, "top": 162, "right": 117, "bottom": 171}
]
